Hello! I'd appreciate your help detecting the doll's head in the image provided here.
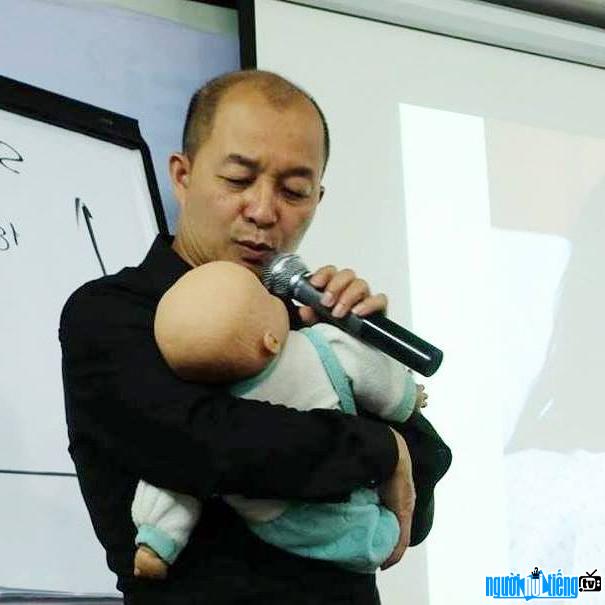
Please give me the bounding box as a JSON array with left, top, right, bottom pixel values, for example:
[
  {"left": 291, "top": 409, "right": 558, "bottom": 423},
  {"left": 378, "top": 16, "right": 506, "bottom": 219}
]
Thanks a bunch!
[{"left": 154, "top": 260, "right": 290, "bottom": 383}]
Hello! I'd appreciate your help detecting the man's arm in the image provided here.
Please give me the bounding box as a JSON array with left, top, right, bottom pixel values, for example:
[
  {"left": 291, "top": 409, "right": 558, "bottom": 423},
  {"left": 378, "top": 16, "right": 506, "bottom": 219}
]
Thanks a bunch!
[
  {"left": 60, "top": 282, "right": 399, "bottom": 503},
  {"left": 359, "top": 405, "right": 453, "bottom": 548}
]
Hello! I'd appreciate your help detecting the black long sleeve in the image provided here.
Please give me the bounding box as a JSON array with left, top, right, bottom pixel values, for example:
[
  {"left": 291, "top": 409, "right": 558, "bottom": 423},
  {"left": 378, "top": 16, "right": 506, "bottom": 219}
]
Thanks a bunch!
[{"left": 60, "top": 275, "right": 398, "bottom": 504}]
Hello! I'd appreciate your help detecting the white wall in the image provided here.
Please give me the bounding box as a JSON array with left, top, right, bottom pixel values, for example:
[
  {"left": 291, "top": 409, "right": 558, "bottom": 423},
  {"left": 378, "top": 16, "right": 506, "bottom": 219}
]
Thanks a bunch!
[{"left": 255, "top": 2, "right": 605, "bottom": 603}]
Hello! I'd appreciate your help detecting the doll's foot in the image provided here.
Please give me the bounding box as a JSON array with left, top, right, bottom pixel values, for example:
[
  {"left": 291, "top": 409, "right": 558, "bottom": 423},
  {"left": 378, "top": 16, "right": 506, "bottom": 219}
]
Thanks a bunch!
[{"left": 134, "top": 545, "right": 168, "bottom": 580}]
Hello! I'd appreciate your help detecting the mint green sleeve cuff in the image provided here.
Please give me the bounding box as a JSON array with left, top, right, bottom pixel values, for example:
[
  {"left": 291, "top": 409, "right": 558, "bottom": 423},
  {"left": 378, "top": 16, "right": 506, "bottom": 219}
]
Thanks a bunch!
[
  {"left": 135, "top": 524, "right": 181, "bottom": 565},
  {"left": 384, "top": 371, "right": 417, "bottom": 423}
]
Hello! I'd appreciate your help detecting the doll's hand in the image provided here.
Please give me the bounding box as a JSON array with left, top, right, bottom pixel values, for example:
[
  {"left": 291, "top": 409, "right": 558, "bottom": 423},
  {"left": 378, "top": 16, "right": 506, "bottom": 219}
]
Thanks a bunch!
[
  {"left": 415, "top": 384, "right": 428, "bottom": 409},
  {"left": 297, "top": 265, "right": 388, "bottom": 326},
  {"left": 134, "top": 545, "right": 168, "bottom": 580}
]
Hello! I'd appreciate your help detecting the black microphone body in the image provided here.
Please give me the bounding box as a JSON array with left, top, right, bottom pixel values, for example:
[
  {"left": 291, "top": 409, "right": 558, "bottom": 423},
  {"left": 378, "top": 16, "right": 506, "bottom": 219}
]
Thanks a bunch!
[{"left": 262, "top": 254, "right": 443, "bottom": 377}]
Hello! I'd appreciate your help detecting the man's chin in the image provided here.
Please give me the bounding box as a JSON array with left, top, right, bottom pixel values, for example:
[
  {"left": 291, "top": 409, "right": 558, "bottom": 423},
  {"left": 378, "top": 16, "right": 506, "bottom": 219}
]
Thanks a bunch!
[{"left": 236, "top": 257, "right": 264, "bottom": 276}]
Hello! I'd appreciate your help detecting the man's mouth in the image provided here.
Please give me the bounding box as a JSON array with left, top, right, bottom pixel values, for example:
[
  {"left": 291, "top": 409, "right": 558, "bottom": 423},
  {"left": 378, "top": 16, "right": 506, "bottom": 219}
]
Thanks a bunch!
[
  {"left": 237, "top": 240, "right": 274, "bottom": 252},
  {"left": 235, "top": 240, "right": 275, "bottom": 263}
]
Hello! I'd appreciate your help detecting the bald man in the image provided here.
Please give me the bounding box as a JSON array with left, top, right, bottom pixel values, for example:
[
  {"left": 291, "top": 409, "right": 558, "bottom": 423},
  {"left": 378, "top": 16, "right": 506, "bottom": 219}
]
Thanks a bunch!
[{"left": 60, "top": 70, "right": 450, "bottom": 605}]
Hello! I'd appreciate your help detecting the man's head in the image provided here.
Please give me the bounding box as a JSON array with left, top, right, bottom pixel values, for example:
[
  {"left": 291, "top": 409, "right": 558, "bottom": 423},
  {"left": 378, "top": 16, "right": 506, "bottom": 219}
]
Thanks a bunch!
[
  {"left": 170, "top": 70, "right": 329, "bottom": 275},
  {"left": 181, "top": 70, "right": 330, "bottom": 176}
]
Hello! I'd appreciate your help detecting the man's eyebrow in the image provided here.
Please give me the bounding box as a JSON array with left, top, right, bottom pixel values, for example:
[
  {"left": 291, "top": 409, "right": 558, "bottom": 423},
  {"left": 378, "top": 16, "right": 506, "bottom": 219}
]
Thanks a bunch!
[
  {"left": 222, "top": 153, "right": 259, "bottom": 170},
  {"left": 222, "top": 153, "right": 315, "bottom": 180},
  {"left": 280, "top": 166, "right": 315, "bottom": 180}
]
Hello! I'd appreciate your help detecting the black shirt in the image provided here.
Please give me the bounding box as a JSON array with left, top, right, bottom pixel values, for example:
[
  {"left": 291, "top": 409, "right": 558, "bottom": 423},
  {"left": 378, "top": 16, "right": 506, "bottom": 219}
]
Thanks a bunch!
[{"left": 59, "top": 234, "right": 404, "bottom": 604}]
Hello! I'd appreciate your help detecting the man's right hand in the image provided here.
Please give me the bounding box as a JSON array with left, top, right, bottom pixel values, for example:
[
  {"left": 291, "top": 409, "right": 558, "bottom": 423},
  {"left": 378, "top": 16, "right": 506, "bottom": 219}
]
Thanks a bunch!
[{"left": 378, "top": 428, "right": 416, "bottom": 570}]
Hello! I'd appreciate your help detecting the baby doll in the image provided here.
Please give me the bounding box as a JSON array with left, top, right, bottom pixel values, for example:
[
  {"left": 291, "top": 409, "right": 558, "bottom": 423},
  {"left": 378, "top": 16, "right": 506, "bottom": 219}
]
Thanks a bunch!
[{"left": 132, "top": 261, "right": 427, "bottom": 579}]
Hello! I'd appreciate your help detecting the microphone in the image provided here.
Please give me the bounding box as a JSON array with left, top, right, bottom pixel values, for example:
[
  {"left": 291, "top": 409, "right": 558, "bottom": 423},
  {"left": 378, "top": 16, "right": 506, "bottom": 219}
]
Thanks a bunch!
[{"left": 262, "top": 253, "right": 443, "bottom": 377}]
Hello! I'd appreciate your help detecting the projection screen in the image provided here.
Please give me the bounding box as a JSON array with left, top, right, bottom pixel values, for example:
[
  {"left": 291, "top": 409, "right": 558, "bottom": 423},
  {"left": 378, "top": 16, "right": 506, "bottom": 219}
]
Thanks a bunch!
[{"left": 255, "top": 2, "right": 605, "bottom": 604}]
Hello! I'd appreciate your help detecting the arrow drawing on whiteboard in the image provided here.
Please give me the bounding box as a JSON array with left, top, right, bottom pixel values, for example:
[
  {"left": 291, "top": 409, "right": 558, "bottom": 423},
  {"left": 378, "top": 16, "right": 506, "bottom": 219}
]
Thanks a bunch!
[{"left": 75, "top": 197, "right": 107, "bottom": 276}]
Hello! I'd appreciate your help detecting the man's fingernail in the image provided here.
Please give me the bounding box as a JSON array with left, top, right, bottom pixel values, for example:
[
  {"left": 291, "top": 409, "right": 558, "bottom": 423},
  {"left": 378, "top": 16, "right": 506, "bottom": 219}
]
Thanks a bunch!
[
  {"left": 332, "top": 303, "right": 346, "bottom": 318},
  {"left": 321, "top": 292, "right": 334, "bottom": 306},
  {"left": 351, "top": 303, "right": 364, "bottom": 315}
]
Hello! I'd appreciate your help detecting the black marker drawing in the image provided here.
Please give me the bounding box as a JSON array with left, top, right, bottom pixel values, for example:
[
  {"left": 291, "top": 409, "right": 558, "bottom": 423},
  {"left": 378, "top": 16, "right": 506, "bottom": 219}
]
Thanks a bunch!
[
  {"left": 0, "top": 222, "right": 19, "bottom": 251},
  {"left": 10, "top": 222, "right": 19, "bottom": 246},
  {"left": 75, "top": 197, "right": 107, "bottom": 276},
  {"left": 0, "top": 140, "right": 24, "bottom": 174}
]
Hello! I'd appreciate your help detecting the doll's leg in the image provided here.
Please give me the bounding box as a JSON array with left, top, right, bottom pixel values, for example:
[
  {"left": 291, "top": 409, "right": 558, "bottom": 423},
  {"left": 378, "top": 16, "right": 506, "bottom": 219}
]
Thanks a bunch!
[
  {"left": 134, "top": 544, "right": 169, "bottom": 579},
  {"left": 131, "top": 479, "right": 201, "bottom": 579},
  {"left": 247, "top": 488, "right": 399, "bottom": 574}
]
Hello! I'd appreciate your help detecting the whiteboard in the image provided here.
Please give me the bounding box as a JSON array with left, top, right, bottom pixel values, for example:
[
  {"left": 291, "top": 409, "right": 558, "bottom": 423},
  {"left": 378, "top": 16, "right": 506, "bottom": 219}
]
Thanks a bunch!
[{"left": 0, "top": 78, "right": 163, "bottom": 594}]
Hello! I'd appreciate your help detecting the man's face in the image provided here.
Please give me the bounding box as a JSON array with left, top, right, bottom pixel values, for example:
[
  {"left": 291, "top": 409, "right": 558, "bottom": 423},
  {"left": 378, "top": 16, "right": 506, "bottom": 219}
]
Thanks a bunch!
[{"left": 170, "top": 84, "right": 325, "bottom": 275}]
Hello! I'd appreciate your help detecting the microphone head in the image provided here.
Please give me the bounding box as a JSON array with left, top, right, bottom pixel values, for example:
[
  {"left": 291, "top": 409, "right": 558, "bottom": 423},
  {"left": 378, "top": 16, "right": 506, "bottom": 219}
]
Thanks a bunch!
[{"left": 261, "top": 253, "right": 308, "bottom": 297}]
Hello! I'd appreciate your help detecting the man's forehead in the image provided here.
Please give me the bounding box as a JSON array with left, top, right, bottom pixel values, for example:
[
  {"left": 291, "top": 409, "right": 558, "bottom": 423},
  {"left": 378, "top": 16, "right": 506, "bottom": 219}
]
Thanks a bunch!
[{"left": 210, "top": 87, "right": 324, "bottom": 172}]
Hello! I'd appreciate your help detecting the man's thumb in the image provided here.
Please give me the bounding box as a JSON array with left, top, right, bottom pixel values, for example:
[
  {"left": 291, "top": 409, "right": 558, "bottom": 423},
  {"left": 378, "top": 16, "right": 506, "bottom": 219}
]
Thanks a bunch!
[{"left": 298, "top": 305, "right": 318, "bottom": 326}]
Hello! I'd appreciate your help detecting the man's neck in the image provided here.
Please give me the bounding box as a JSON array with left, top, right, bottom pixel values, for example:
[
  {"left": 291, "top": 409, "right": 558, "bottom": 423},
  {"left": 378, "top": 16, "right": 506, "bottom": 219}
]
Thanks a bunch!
[{"left": 170, "top": 235, "right": 195, "bottom": 268}]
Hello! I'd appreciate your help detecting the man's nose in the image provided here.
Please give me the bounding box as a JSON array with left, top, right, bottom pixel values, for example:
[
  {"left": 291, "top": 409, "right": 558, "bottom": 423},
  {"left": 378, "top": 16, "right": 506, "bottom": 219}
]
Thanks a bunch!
[{"left": 241, "top": 179, "right": 278, "bottom": 227}]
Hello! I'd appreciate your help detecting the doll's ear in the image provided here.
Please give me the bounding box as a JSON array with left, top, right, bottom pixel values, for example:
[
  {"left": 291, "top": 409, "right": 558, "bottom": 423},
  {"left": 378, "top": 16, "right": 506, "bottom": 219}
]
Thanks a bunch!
[{"left": 263, "top": 331, "right": 282, "bottom": 355}]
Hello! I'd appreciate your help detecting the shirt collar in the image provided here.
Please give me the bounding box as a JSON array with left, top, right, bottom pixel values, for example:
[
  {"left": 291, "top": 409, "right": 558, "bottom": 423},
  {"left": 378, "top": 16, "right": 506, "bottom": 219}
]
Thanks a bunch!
[{"left": 139, "top": 233, "right": 193, "bottom": 296}]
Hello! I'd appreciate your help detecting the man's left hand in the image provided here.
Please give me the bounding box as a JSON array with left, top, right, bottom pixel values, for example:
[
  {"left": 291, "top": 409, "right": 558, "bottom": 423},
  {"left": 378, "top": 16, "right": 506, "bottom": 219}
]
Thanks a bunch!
[{"left": 298, "top": 265, "right": 388, "bottom": 325}]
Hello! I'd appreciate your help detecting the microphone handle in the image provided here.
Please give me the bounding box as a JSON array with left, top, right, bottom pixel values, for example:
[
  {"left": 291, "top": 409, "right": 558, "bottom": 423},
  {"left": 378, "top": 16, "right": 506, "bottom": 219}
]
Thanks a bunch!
[
  {"left": 292, "top": 275, "right": 443, "bottom": 377},
  {"left": 357, "top": 313, "right": 443, "bottom": 377}
]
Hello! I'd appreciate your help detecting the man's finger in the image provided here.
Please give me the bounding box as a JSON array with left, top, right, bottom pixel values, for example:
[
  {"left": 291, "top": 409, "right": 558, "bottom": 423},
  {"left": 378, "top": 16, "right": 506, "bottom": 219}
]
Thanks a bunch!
[
  {"left": 318, "top": 269, "right": 357, "bottom": 309},
  {"left": 351, "top": 293, "right": 388, "bottom": 316},
  {"left": 331, "top": 279, "right": 370, "bottom": 318},
  {"left": 380, "top": 509, "right": 413, "bottom": 570},
  {"left": 298, "top": 305, "right": 319, "bottom": 326},
  {"left": 380, "top": 533, "right": 408, "bottom": 570},
  {"left": 308, "top": 265, "right": 337, "bottom": 289}
]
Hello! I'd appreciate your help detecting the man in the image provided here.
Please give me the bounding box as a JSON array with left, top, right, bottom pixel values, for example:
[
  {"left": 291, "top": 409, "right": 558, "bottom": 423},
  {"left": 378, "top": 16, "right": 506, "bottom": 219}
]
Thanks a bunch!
[{"left": 60, "top": 70, "right": 447, "bottom": 604}]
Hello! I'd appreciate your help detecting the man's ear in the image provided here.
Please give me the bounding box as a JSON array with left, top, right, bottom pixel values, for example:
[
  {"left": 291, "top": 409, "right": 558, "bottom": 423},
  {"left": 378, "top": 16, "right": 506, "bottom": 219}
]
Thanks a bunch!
[
  {"left": 169, "top": 152, "right": 192, "bottom": 207},
  {"left": 262, "top": 331, "right": 282, "bottom": 355},
  {"left": 319, "top": 185, "right": 325, "bottom": 202}
]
